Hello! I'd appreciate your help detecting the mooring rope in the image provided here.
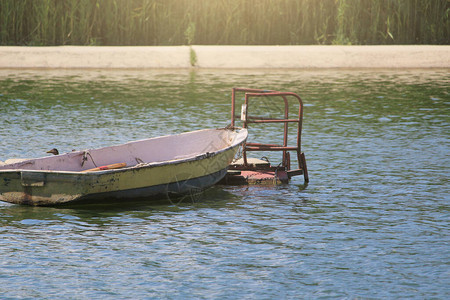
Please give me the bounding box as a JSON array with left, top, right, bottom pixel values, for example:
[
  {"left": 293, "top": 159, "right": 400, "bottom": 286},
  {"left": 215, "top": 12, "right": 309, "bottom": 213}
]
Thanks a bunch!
[{"left": 81, "top": 151, "right": 98, "bottom": 168}]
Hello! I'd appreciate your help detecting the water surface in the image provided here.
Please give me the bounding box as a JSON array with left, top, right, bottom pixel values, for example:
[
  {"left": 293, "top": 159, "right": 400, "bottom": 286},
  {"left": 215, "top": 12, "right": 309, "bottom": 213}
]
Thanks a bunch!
[{"left": 0, "top": 69, "right": 448, "bottom": 299}]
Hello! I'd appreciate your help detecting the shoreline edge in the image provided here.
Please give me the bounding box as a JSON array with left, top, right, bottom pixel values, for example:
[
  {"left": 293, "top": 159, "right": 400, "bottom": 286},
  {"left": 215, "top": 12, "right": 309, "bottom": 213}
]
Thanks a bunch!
[{"left": 0, "top": 45, "right": 448, "bottom": 69}]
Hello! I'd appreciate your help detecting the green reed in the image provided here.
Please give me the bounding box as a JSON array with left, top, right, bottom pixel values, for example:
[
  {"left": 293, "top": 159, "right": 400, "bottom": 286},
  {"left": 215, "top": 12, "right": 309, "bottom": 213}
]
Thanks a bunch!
[{"left": 0, "top": 0, "right": 448, "bottom": 46}]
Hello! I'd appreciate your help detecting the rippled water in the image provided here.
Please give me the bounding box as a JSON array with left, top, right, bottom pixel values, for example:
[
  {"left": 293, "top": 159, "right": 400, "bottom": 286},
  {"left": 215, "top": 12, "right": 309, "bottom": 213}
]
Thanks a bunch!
[{"left": 0, "top": 69, "right": 449, "bottom": 299}]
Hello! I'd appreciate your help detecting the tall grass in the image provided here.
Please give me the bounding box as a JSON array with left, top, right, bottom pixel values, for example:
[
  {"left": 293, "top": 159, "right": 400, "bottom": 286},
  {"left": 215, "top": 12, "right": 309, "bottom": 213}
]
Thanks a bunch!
[{"left": 0, "top": 0, "right": 448, "bottom": 46}]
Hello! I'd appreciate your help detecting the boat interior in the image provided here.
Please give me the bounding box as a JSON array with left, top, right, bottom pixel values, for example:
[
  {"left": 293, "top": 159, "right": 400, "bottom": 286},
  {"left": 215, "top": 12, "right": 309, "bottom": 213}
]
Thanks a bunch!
[{"left": 0, "top": 128, "right": 240, "bottom": 172}]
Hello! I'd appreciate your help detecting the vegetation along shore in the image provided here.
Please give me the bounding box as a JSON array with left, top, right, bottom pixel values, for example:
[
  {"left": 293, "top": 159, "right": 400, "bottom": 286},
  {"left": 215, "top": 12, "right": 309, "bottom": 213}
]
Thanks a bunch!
[{"left": 1, "top": 0, "right": 448, "bottom": 46}]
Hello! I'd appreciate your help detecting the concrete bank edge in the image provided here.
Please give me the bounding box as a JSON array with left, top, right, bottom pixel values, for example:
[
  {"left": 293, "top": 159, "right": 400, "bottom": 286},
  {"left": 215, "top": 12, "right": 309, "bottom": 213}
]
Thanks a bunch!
[{"left": 0, "top": 45, "right": 448, "bottom": 69}]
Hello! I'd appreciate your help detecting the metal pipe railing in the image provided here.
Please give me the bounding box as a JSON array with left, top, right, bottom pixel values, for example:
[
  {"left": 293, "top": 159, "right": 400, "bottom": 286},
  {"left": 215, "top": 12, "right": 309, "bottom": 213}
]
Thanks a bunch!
[{"left": 229, "top": 87, "right": 307, "bottom": 182}]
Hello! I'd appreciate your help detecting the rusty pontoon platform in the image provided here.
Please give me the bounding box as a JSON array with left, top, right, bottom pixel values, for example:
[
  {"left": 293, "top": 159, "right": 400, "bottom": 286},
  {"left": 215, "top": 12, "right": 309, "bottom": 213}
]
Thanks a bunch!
[{"left": 220, "top": 88, "right": 308, "bottom": 185}]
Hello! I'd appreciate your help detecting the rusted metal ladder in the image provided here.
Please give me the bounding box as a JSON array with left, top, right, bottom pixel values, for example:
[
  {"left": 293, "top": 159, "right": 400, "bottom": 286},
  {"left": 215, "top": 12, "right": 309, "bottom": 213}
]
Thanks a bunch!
[{"left": 228, "top": 87, "right": 309, "bottom": 183}]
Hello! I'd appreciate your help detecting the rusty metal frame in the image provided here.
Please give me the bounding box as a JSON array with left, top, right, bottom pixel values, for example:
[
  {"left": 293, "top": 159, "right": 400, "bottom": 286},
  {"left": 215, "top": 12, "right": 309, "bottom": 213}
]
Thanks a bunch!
[{"left": 230, "top": 87, "right": 308, "bottom": 182}]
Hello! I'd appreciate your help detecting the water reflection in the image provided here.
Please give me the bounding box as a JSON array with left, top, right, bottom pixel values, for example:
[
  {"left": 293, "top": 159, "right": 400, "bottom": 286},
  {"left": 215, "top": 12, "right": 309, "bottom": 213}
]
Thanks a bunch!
[{"left": 0, "top": 69, "right": 448, "bottom": 298}]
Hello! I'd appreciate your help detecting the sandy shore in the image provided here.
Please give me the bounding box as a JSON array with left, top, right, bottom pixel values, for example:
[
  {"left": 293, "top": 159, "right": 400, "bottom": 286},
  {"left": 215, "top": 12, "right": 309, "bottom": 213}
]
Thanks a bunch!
[{"left": 0, "top": 45, "right": 448, "bottom": 69}]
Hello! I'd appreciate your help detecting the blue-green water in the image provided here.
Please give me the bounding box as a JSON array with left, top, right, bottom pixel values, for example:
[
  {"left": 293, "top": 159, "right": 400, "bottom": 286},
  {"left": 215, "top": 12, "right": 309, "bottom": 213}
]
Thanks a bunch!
[{"left": 0, "top": 69, "right": 449, "bottom": 299}]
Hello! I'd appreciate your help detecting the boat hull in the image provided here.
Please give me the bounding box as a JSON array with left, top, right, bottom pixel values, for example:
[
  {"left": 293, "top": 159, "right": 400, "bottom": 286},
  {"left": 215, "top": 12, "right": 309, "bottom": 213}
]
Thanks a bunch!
[
  {"left": 75, "top": 168, "right": 227, "bottom": 204},
  {"left": 0, "top": 128, "right": 247, "bottom": 206}
]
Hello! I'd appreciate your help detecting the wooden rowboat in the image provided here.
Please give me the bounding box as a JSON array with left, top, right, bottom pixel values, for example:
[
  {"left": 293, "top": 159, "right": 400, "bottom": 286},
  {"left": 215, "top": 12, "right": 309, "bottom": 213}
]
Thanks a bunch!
[{"left": 0, "top": 128, "right": 247, "bottom": 206}]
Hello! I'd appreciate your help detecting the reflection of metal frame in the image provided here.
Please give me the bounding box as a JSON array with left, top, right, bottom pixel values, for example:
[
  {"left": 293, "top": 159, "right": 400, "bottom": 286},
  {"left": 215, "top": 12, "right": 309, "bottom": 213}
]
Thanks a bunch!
[{"left": 229, "top": 87, "right": 308, "bottom": 183}]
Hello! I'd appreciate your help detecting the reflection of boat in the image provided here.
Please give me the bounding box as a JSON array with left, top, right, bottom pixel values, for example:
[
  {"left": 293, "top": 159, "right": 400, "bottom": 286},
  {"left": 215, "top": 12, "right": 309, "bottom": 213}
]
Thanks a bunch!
[{"left": 0, "top": 128, "right": 247, "bottom": 206}]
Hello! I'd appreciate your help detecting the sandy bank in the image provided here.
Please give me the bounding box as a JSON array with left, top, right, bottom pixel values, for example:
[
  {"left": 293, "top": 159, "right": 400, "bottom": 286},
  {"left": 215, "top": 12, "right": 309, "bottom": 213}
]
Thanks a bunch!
[{"left": 0, "top": 45, "right": 448, "bottom": 69}]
